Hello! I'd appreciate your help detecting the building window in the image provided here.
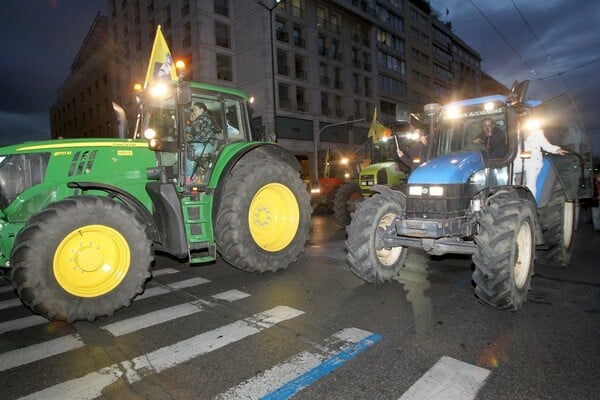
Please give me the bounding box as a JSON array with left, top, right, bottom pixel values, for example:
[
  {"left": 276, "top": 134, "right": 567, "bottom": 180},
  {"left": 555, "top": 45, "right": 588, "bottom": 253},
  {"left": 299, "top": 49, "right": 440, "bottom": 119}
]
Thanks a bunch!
[
  {"left": 319, "top": 63, "right": 329, "bottom": 86},
  {"left": 330, "top": 13, "right": 341, "bottom": 34},
  {"left": 278, "top": 83, "right": 292, "bottom": 110},
  {"left": 277, "top": 49, "right": 289, "bottom": 76},
  {"left": 316, "top": 6, "right": 327, "bottom": 28},
  {"left": 215, "top": 22, "right": 231, "bottom": 48},
  {"left": 296, "top": 86, "right": 307, "bottom": 112},
  {"left": 294, "top": 54, "right": 307, "bottom": 80},
  {"left": 181, "top": 0, "right": 190, "bottom": 17},
  {"left": 216, "top": 54, "right": 232, "bottom": 80},
  {"left": 290, "top": 0, "right": 304, "bottom": 18},
  {"left": 293, "top": 25, "right": 305, "bottom": 48},
  {"left": 320, "top": 92, "right": 331, "bottom": 115},
  {"left": 182, "top": 22, "right": 191, "bottom": 48},
  {"left": 214, "top": 0, "right": 229, "bottom": 17}
]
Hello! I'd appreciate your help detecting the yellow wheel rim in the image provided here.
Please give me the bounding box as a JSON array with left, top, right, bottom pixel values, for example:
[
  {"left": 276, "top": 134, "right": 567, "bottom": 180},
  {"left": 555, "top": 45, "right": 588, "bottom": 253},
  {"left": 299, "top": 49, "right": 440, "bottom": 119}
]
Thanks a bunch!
[
  {"left": 249, "top": 183, "right": 299, "bottom": 252},
  {"left": 53, "top": 225, "right": 130, "bottom": 298}
]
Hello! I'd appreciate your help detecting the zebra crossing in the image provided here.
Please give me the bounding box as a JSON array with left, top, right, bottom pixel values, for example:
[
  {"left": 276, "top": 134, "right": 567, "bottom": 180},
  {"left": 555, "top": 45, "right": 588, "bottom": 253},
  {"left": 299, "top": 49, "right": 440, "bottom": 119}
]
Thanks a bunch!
[{"left": 0, "top": 268, "right": 490, "bottom": 400}]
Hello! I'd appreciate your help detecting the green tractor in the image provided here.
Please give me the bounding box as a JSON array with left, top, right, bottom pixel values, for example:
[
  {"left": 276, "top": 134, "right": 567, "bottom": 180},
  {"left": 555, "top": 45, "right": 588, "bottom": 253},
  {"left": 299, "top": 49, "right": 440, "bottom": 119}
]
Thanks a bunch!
[
  {"left": 0, "top": 79, "right": 311, "bottom": 322},
  {"left": 333, "top": 133, "right": 409, "bottom": 226}
]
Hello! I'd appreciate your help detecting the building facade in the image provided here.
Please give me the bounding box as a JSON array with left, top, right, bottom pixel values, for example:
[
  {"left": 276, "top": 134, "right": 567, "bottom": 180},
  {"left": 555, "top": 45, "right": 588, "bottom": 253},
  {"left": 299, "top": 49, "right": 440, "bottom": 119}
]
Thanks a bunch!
[{"left": 52, "top": 0, "right": 505, "bottom": 177}]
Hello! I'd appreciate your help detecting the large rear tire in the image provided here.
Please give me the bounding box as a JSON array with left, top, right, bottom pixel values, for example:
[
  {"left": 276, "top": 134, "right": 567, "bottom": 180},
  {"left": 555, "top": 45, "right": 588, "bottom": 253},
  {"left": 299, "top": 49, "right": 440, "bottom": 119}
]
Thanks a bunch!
[
  {"left": 536, "top": 180, "right": 574, "bottom": 267},
  {"left": 472, "top": 191, "right": 535, "bottom": 310},
  {"left": 333, "top": 181, "right": 361, "bottom": 226},
  {"left": 10, "top": 196, "right": 153, "bottom": 322},
  {"left": 345, "top": 190, "right": 407, "bottom": 282},
  {"left": 215, "top": 156, "right": 311, "bottom": 272}
]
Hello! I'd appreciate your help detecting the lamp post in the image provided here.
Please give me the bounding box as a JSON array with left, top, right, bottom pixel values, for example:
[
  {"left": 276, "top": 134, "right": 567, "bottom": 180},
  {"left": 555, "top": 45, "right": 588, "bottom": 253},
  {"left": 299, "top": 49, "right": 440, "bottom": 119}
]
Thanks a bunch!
[
  {"left": 257, "top": 0, "right": 282, "bottom": 141},
  {"left": 313, "top": 119, "right": 364, "bottom": 183}
]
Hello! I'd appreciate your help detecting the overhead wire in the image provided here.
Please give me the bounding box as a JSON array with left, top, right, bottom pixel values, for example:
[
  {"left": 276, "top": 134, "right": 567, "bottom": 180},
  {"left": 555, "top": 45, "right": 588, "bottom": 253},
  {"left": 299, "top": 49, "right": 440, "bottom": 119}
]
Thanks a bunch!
[
  {"left": 509, "top": 0, "right": 570, "bottom": 92},
  {"left": 468, "top": 0, "right": 553, "bottom": 96}
]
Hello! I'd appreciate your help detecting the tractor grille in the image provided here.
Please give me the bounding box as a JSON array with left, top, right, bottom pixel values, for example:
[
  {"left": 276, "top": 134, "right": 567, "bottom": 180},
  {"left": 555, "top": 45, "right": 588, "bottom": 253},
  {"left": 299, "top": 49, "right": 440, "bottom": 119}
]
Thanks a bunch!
[
  {"left": 0, "top": 153, "right": 50, "bottom": 209},
  {"left": 404, "top": 184, "right": 470, "bottom": 220},
  {"left": 68, "top": 150, "right": 98, "bottom": 176}
]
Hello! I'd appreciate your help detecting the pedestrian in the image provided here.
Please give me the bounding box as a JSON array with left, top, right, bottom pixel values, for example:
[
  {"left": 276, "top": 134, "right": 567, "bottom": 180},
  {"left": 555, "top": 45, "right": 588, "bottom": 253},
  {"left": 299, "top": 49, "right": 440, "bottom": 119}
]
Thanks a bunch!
[
  {"left": 522, "top": 126, "right": 568, "bottom": 198},
  {"left": 397, "top": 127, "right": 430, "bottom": 172}
]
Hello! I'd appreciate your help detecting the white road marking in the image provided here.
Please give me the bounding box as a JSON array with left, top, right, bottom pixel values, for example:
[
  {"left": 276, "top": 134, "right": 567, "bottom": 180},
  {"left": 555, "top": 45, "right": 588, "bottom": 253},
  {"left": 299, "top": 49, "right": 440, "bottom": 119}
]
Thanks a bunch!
[
  {"left": 0, "top": 315, "right": 48, "bottom": 334},
  {"left": 101, "top": 301, "right": 206, "bottom": 336},
  {"left": 211, "top": 289, "right": 251, "bottom": 302},
  {"left": 0, "top": 285, "right": 14, "bottom": 293},
  {"left": 215, "top": 327, "right": 374, "bottom": 400},
  {"left": 0, "top": 334, "right": 85, "bottom": 372},
  {"left": 135, "top": 277, "right": 210, "bottom": 300},
  {"left": 398, "top": 356, "right": 490, "bottom": 400},
  {"left": 152, "top": 268, "right": 180, "bottom": 276},
  {"left": 102, "top": 289, "right": 249, "bottom": 336},
  {"left": 0, "top": 277, "right": 211, "bottom": 334},
  {"left": 19, "top": 306, "right": 304, "bottom": 400},
  {"left": 0, "top": 297, "right": 21, "bottom": 310}
]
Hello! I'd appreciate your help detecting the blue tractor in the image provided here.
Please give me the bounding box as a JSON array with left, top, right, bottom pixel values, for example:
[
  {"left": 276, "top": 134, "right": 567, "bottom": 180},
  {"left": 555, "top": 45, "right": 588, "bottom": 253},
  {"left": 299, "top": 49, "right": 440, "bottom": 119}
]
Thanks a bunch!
[{"left": 345, "top": 81, "right": 593, "bottom": 310}]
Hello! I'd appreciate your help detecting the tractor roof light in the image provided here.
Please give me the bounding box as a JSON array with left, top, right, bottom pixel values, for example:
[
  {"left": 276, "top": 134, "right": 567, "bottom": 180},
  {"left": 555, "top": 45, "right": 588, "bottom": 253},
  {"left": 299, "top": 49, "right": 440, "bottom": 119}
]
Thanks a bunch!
[
  {"left": 149, "top": 83, "right": 169, "bottom": 98},
  {"left": 523, "top": 118, "right": 541, "bottom": 131},
  {"left": 144, "top": 128, "right": 157, "bottom": 140},
  {"left": 175, "top": 60, "right": 186, "bottom": 78},
  {"left": 445, "top": 106, "right": 461, "bottom": 119}
]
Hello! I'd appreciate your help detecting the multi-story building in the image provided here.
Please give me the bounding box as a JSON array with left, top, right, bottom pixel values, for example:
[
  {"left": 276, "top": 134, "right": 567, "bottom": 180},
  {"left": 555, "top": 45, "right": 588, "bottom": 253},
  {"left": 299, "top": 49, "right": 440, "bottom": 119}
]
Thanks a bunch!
[{"left": 51, "top": 0, "right": 504, "bottom": 177}]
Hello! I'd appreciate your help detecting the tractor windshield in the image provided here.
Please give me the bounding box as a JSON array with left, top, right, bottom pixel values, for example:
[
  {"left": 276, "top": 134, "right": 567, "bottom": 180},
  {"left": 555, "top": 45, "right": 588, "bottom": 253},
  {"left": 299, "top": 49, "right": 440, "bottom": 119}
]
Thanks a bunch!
[{"left": 434, "top": 103, "right": 508, "bottom": 160}]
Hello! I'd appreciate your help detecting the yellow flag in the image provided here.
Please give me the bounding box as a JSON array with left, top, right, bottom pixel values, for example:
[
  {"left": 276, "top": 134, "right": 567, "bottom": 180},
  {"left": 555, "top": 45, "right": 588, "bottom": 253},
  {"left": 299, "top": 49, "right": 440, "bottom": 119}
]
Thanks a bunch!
[
  {"left": 144, "top": 25, "right": 178, "bottom": 88},
  {"left": 367, "top": 108, "right": 391, "bottom": 141}
]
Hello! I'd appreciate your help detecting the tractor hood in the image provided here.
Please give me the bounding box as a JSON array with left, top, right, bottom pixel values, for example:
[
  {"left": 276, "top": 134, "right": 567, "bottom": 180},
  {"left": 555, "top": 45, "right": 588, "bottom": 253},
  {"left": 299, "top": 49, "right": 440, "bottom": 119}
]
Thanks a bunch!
[
  {"left": 360, "top": 161, "right": 403, "bottom": 176},
  {"left": 408, "top": 151, "right": 485, "bottom": 185}
]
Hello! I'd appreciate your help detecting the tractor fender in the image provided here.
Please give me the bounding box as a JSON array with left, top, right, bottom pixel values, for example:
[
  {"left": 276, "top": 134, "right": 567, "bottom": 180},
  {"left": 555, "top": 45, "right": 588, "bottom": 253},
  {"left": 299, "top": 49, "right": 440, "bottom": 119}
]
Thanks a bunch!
[
  {"left": 211, "top": 143, "right": 301, "bottom": 210},
  {"left": 66, "top": 181, "right": 159, "bottom": 242},
  {"left": 369, "top": 184, "right": 406, "bottom": 202}
]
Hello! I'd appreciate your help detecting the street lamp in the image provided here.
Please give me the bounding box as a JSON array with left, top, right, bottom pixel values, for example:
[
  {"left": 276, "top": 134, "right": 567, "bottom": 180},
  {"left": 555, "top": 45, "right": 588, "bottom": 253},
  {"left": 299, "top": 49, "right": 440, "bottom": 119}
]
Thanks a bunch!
[
  {"left": 256, "top": 0, "right": 282, "bottom": 141},
  {"left": 313, "top": 119, "right": 364, "bottom": 183}
]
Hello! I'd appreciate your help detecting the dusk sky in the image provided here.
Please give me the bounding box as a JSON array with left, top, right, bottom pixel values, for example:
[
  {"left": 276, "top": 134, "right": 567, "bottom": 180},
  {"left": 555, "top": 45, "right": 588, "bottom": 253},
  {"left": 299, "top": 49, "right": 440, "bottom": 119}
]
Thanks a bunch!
[{"left": 0, "top": 0, "right": 598, "bottom": 157}]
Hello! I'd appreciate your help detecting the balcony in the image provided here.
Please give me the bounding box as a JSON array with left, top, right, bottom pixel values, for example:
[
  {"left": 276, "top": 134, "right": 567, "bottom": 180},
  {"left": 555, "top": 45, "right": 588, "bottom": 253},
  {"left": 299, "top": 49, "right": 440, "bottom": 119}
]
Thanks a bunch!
[
  {"left": 293, "top": 37, "right": 306, "bottom": 48},
  {"left": 321, "top": 107, "right": 332, "bottom": 116},
  {"left": 334, "top": 80, "right": 344, "bottom": 90},
  {"left": 295, "top": 70, "right": 308, "bottom": 81},
  {"left": 297, "top": 102, "right": 309, "bottom": 112},
  {"left": 318, "top": 46, "right": 329, "bottom": 57},
  {"left": 279, "top": 98, "right": 293, "bottom": 110},
  {"left": 320, "top": 76, "right": 330, "bottom": 86},
  {"left": 276, "top": 30, "right": 289, "bottom": 42},
  {"left": 277, "top": 65, "right": 290, "bottom": 76}
]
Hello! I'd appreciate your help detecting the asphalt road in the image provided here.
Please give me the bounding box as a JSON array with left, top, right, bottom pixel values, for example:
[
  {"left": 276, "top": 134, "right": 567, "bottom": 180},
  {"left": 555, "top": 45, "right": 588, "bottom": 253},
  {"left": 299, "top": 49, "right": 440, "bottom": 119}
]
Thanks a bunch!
[{"left": 0, "top": 211, "right": 598, "bottom": 399}]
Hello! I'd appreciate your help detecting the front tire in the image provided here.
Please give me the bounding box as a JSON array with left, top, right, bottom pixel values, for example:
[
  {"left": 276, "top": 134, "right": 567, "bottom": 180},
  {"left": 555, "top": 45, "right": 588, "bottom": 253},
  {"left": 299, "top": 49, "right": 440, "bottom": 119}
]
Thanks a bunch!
[
  {"left": 333, "top": 181, "right": 361, "bottom": 226},
  {"left": 536, "top": 180, "right": 574, "bottom": 267},
  {"left": 215, "top": 156, "right": 311, "bottom": 272},
  {"left": 472, "top": 191, "right": 535, "bottom": 310},
  {"left": 345, "top": 189, "right": 407, "bottom": 282},
  {"left": 10, "top": 196, "right": 153, "bottom": 322}
]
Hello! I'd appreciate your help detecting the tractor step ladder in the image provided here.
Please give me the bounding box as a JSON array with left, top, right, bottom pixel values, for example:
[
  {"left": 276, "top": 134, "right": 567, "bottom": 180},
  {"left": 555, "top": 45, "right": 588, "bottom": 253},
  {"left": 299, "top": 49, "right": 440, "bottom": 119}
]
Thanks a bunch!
[{"left": 181, "top": 196, "right": 217, "bottom": 264}]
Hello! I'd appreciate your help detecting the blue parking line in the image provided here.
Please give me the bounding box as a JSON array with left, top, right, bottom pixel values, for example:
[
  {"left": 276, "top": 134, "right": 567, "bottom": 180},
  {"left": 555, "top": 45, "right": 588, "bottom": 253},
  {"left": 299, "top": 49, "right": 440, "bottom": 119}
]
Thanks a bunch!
[{"left": 260, "top": 333, "right": 382, "bottom": 400}]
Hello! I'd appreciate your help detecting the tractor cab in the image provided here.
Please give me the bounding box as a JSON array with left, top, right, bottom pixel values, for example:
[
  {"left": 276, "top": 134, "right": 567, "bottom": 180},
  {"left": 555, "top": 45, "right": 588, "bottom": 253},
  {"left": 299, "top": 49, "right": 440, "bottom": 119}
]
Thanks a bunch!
[{"left": 140, "top": 81, "right": 253, "bottom": 186}]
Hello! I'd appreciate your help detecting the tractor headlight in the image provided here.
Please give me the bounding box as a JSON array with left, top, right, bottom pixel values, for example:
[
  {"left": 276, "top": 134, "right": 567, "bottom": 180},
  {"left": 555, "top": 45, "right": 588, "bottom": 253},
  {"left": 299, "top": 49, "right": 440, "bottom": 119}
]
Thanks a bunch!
[
  {"left": 408, "top": 185, "right": 444, "bottom": 196},
  {"left": 409, "top": 185, "right": 423, "bottom": 196},
  {"left": 429, "top": 186, "right": 444, "bottom": 196}
]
